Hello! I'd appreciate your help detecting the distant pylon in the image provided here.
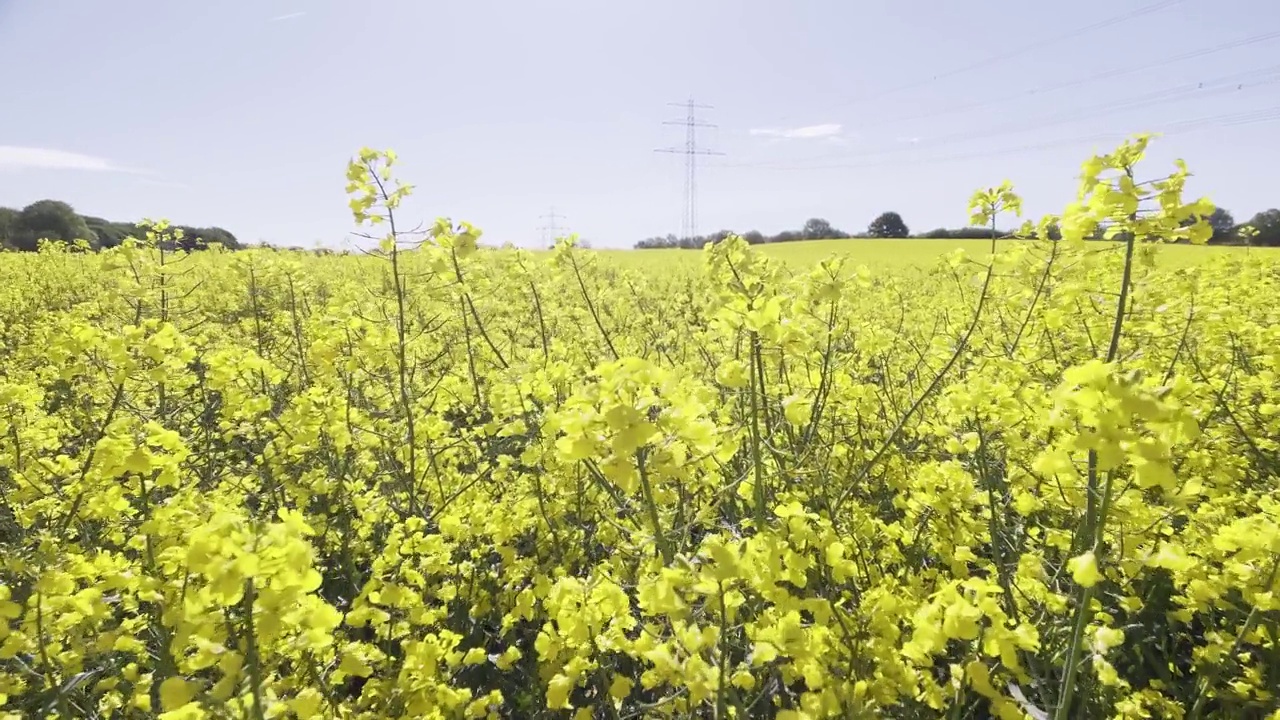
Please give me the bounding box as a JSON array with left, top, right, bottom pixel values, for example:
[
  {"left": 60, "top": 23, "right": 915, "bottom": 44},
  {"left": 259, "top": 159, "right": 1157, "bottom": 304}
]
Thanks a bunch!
[
  {"left": 538, "top": 207, "right": 566, "bottom": 247},
  {"left": 655, "top": 98, "right": 723, "bottom": 243}
]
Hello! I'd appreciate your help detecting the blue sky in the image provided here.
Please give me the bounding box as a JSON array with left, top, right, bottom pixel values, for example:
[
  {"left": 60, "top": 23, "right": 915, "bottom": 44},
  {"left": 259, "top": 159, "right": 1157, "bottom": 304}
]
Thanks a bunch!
[{"left": 1, "top": 0, "right": 1278, "bottom": 249}]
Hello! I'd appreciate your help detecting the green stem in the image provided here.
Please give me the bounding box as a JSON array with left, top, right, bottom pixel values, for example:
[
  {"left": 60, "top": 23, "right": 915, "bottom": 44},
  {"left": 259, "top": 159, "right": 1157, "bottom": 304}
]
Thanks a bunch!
[
  {"left": 1104, "top": 228, "right": 1137, "bottom": 364},
  {"left": 715, "top": 583, "right": 730, "bottom": 720},
  {"left": 748, "top": 336, "right": 767, "bottom": 530},
  {"left": 1054, "top": 208, "right": 1138, "bottom": 720},
  {"left": 569, "top": 251, "right": 619, "bottom": 359},
  {"left": 243, "top": 580, "right": 267, "bottom": 720},
  {"left": 636, "top": 450, "right": 671, "bottom": 564}
]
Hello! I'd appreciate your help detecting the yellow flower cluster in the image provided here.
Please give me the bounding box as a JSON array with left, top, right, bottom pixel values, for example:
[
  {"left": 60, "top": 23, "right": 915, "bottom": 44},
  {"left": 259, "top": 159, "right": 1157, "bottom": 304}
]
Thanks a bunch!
[{"left": 0, "top": 138, "right": 1277, "bottom": 719}]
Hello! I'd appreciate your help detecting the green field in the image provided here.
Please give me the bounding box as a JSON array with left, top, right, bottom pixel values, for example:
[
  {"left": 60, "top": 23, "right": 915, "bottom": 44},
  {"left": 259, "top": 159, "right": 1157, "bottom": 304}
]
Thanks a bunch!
[{"left": 582, "top": 237, "right": 1273, "bottom": 271}]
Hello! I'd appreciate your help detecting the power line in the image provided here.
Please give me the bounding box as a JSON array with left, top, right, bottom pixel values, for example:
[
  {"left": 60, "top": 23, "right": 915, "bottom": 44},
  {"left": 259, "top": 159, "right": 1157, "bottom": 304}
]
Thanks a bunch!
[
  {"left": 771, "top": 0, "right": 1181, "bottom": 125},
  {"left": 850, "top": 29, "right": 1280, "bottom": 132},
  {"left": 538, "top": 207, "right": 566, "bottom": 247},
  {"left": 655, "top": 98, "right": 724, "bottom": 242},
  {"left": 902, "top": 0, "right": 1180, "bottom": 89},
  {"left": 721, "top": 62, "right": 1280, "bottom": 170},
  {"left": 721, "top": 105, "right": 1280, "bottom": 173}
]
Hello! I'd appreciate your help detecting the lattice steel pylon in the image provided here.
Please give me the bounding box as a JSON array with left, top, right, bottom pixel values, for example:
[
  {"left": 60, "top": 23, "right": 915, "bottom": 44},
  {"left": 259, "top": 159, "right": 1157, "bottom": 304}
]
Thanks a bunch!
[
  {"left": 538, "top": 207, "right": 566, "bottom": 248},
  {"left": 655, "top": 98, "right": 723, "bottom": 243}
]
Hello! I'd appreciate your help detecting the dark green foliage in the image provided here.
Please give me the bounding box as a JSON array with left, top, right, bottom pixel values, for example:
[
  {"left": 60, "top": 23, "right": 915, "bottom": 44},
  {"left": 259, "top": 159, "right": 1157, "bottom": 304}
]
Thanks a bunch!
[
  {"left": 635, "top": 219, "right": 852, "bottom": 249},
  {"left": 1205, "top": 207, "right": 1235, "bottom": 243},
  {"left": 1242, "top": 208, "right": 1280, "bottom": 246},
  {"left": 802, "top": 218, "right": 850, "bottom": 240},
  {"left": 0, "top": 204, "right": 240, "bottom": 252},
  {"left": 0, "top": 208, "right": 17, "bottom": 249},
  {"left": 193, "top": 226, "right": 240, "bottom": 249},
  {"left": 633, "top": 216, "right": 1028, "bottom": 249},
  {"left": 946, "top": 226, "right": 1001, "bottom": 239},
  {"left": 921, "top": 226, "right": 1006, "bottom": 240},
  {"left": 82, "top": 216, "right": 136, "bottom": 249},
  {"left": 867, "top": 211, "right": 910, "bottom": 238},
  {"left": 9, "top": 200, "right": 95, "bottom": 251},
  {"left": 172, "top": 226, "right": 242, "bottom": 251}
]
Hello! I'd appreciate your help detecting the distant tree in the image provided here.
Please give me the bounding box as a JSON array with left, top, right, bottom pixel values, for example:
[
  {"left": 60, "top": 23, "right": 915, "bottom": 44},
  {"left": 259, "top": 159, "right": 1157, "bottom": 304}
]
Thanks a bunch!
[
  {"left": 949, "top": 226, "right": 1004, "bottom": 239},
  {"left": 1036, "top": 222, "right": 1063, "bottom": 241},
  {"left": 0, "top": 207, "right": 17, "bottom": 247},
  {"left": 1205, "top": 208, "right": 1235, "bottom": 242},
  {"left": 195, "top": 226, "right": 239, "bottom": 249},
  {"left": 0, "top": 203, "right": 240, "bottom": 253},
  {"left": 1182, "top": 207, "right": 1237, "bottom": 244},
  {"left": 867, "top": 211, "right": 909, "bottom": 238},
  {"left": 802, "top": 218, "right": 834, "bottom": 240},
  {"left": 636, "top": 234, "right": 678, "bottom": 249},
  {"left": 922, "top": 227, "right": 950, "bottom": 239},
  {"left": 12, "top": 200, "right": 95, "bottom": 251},
  {"left": 83, "top": 216, "right": 137, "bottom": 248},
  {"left": 170, "top": 226, "right": 199, "bottom": 251},
  {"left": 170, "top": 226, "right": 242, "bottom": 251},
  {"left": 1243, "top": 209, "right": 1280, "bottom": 246},
  {"left": 634, "top": 217, "right": 862, "bottom": 248}
]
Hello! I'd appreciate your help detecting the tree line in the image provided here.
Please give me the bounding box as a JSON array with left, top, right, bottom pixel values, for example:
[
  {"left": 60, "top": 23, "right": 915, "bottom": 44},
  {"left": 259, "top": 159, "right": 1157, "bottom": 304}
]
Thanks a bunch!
[
  {"left": 636, "top": 213, "right": 910, "bottom": 249},
  {"left": 4, "top": 198, "right": 1277, "bottom": 254},
  {"left": 0, "top": 199, "right": 240, "bottom": 252},
  {"left": 636, "top": 207, "right": 1280, "bottom": 249}
]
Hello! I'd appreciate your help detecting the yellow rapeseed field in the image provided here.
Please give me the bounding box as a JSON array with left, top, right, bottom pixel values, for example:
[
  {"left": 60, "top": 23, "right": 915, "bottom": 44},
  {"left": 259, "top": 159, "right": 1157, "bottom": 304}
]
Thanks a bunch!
[
  {"left": 0, "top": 138, "right": 1277, "bottom": 719},
  {"left": 584, "top": 237, "right": 1271, "bottom": 274}
]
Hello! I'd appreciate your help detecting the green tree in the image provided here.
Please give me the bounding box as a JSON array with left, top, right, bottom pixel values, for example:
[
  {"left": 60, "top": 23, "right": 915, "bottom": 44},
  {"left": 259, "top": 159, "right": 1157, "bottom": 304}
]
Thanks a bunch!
[
  {"left": 0, "top": 207, "right": 17, "bottom": 248},
  {"left": 867, "top": 211, "right": 909, "bottom": 238},
  {"left": 1242, "top": 208, "right": 1280, "bottom": 246},
  {"left": 803, "top": 218, "right": 835, "bottom": 239},
  {"left": 170, "top": 226, "right": 241, "bottom": 251},
  {"left": 12, "top": 200, "right": 95, "bottom": 251},
  {"left": 83, "top": 216, "right": 137, "bottom": 249},
  {"left": 5, "top": 205, "right": 240, "bottom": 253},
  {"left": 1204, "top": 207, "right": 1235, "bottom": 243},
  {"left": 199, "top": 226, "right": 240, "bottom": 249}
]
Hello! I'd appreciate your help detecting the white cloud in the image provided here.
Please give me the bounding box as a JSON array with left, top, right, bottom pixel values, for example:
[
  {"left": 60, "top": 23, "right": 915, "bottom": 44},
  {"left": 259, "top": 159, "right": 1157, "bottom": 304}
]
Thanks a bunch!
[
  {"left": 896, "top": 136, "right": 923, "bottom": 144},
  {"left": 749, "top": 123, "right": 844, "bottom": 140},
  {"left": 270, "top": 11, "right": 307, "bottom": 21},
  {"left": 0, "top": 146, "right": 145, "bottom": 174}
]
